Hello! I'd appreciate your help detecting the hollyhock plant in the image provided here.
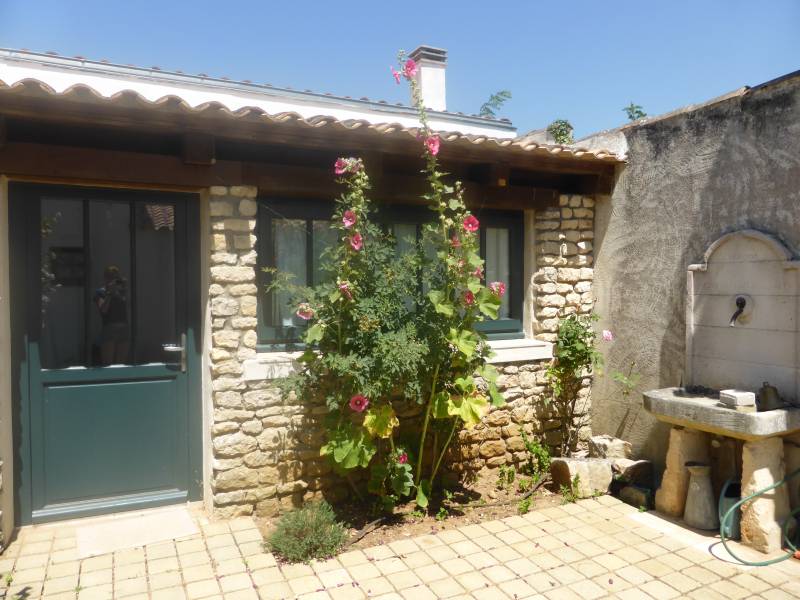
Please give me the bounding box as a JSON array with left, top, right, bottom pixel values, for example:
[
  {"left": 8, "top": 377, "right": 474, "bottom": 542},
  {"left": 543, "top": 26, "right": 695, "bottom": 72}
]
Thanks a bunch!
[
  {"left": 338, "top": 281, "right": 353, "bottom": 300},
  {"left": 296, "top": 303, "right": 314, "bottom": 320},
  {"left": 602, "top": 330, "right": 614, "bottom": 342},
  {"left": 391, "top": 66, "right": 401, "bottom": 84},
  {"left": 489, "top": 281, "right": 506, "bottom": 298},
  {"left": 349, "top": 395, "right": 369, "bottom": 413},
  {"left": 349, "top": 232, "right": 363, "bottom": 251},
  {"left": 473, "top": 265, "right": 484, "bottom": 279},
  {"left": 450, "top": 235, "right": 461, "bottom": 248},
  {"left": 334, "top": 157, "right": 362, "bottom": 176},
  {"left": 334, "top": 158, "right": 348, "bottom": 176},
  {"left": 397, "top": 452, "right": 408, "bottom": 464},
  {"left": 463, "top": 290, "right": 475, "bottom": 306},
  {"left": 462, "top": 215, "right": 479, "bottom": 233},
  {"left": 424, "top": 135, "right": 440, "bottom": 156},
  {"left": 402, "top": 58, "right": 417, "bottom": 79},
  {"left": 342, "top": 210, "right": 357, "bottom": 229}
]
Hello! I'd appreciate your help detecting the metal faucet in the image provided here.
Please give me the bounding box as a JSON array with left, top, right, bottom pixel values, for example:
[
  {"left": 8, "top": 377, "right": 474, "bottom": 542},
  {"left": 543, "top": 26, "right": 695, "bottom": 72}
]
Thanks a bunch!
[{"left": 729, "top": 296, "right": 746, "bottom": 327}]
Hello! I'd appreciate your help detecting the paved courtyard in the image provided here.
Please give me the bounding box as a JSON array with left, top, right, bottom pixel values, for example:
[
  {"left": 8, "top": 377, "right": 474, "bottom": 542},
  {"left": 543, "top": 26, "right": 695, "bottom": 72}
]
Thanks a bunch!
[{"left": 0, "top": 496, "right": 799, "bottom": 599}]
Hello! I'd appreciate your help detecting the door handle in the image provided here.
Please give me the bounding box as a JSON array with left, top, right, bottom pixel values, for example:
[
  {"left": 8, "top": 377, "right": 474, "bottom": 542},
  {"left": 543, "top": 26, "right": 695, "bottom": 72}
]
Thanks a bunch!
[{"left": 162, "top": 333, "right": 187, "bottom": 372}]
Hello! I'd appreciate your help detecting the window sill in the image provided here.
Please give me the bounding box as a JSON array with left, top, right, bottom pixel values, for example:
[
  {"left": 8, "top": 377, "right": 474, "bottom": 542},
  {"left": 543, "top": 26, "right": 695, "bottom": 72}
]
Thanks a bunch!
[
  {"left": 487, "top": 338, "right": 553, "bottom": 364},
  {"left": 243, "top": 351, "right": 303, "bottom": 381},
  {"left": 243, "top": 338, "right": 553, "bottom": 381}
]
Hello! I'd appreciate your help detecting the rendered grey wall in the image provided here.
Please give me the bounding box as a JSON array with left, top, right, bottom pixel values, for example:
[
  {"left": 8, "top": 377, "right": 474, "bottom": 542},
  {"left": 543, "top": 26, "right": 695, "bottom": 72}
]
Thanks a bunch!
[{"left": 591, "top": 74, "right": 800, "bottom": 467}]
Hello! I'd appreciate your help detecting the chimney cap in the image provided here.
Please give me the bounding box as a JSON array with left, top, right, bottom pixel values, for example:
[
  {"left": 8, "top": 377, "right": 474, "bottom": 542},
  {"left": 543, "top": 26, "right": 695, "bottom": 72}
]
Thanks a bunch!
[{"left": 409, "top": 46, "right": 447, "bottom": 64}]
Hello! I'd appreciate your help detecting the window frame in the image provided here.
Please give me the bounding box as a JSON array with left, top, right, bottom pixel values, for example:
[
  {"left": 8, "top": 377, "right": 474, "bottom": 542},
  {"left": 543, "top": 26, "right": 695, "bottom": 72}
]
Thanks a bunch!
[{"left": 256, "top": 198, "right": 525, "bottom": 349}]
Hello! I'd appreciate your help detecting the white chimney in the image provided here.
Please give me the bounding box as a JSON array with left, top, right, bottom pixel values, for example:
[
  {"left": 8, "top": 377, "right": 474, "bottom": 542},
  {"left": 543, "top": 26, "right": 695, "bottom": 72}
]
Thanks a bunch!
[{"left": 409, "top": 46, "right": 447, "bottom": 112}]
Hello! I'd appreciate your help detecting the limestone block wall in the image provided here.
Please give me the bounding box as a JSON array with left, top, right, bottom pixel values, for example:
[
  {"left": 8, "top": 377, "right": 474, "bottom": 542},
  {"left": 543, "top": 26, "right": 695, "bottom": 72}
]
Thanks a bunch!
[{"left": 207, "top": 189, "right": 595, "bottom": 518}]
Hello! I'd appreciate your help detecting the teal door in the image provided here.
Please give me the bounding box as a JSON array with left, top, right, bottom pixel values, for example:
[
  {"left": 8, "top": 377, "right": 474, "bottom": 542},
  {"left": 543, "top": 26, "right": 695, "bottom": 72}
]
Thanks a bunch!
[{"left": 10, "top": 184, "right": 202, "bottom": 525}]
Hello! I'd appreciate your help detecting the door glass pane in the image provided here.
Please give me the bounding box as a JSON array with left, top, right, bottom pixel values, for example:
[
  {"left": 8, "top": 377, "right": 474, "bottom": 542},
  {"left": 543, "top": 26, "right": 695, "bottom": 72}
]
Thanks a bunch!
[
  {"left": 273, "top": 219, "right": 307, "bottom": 334},
  {"left": 41, "top": 198, "right": 85, "bottom": 369},
  {"left": 485, "top": 227, "right": 510, "bottom": 319},
  {"left": 135, "top": 204, "right": 176, "bottom": 363},
  {"left": 89, "top": 201, "right": 131, "bottom": 366},
  {"left": 312, "top": 220, "right": 336, "bottom": 285}
]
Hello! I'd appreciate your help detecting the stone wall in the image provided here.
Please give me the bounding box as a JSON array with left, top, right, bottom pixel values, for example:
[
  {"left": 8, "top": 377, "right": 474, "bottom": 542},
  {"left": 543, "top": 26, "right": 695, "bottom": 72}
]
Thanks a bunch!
[
  {"left": 587, "top": 73, "right": 800, "bottom": 468},
  {"left": 207, "top": 188, "right": 595, "bottom": 518}
]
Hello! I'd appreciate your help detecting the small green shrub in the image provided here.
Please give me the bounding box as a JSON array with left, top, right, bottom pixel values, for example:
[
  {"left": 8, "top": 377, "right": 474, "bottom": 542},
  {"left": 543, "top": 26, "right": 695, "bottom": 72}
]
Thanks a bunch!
[
  {"left": 518, "top": 497, "right": 532, "bottom": 514},
  {"left": 547, "top": 119, "right": 574, "bottom": 145},
  {"left": 560, "top": 474, "right": 581, "bottom": 504},
  {"left": 496, "top": 465, "right": 516, "bottom": 490},
  {"left": 520, "top": 430, "right": 551, "bottom": 481},
  {"left": 267, "top": 502, "right": 348, "bottom": 563}
]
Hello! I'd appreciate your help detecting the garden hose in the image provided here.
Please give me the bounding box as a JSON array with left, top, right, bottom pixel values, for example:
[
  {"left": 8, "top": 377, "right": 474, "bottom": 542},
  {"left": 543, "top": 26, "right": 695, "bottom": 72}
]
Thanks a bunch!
[{"left": 719, "top": 466, "right": 800, "bottom": 566}]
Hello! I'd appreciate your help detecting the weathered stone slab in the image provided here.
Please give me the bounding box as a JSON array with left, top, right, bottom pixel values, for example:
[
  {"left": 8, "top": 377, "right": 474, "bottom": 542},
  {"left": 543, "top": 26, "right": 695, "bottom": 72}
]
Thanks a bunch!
[
  {"left": 654, "top": 427, "right": 710, "bottom": 517},
  {"left": 589, "top": 434, "right": 632, "bottom": 459},
  {"left": 550, "top": 458, "right": 613, "bottom": 498},
  {"left": 644, "top": 387, "right": 800, "bottom": 441}
]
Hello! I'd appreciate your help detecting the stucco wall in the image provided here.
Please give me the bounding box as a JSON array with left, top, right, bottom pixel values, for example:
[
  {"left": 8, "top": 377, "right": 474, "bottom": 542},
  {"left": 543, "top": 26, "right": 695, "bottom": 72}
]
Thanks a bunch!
[{"left": 591, "top": 74, "right": 800, "bottom": 468}]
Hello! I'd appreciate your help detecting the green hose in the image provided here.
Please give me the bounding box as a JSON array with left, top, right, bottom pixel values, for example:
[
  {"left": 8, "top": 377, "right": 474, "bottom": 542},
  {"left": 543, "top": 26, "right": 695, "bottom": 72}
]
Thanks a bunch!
[{"left": 719, "top": 466, "right": 800, "bottom": 566}]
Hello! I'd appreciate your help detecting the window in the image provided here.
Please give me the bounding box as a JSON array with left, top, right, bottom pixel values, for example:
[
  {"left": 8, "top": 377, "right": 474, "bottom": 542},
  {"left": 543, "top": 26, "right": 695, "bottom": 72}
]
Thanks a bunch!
[
  {"left": 256, "top": 200, "right": 334, "bottom": 347},
  {"left": 257, "top": 199, "right": 525, "bottom": 349}
]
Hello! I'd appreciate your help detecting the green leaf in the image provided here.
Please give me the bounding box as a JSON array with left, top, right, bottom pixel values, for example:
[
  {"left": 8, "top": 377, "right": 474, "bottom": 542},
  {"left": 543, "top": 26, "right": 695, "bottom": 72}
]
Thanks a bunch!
[
  {"left": 328, "top": 289, "right": 341, "bottom": 303},
  {"left": 477, "top": 288, "right": 500, "bottom": 319},
  {"left": 432, "top": 391, "right": 451, "bottom": 419},
  {"left": 416, "top": 479, "right": 431, "bottom": 508},
  {"left": 363, "top": 404, "right": 399, "bottom": 439},
  {"left": 488, "top": 382, "right": 505, "bottom": 408},
  {"left": 428, "top": 290, "right": 454, "bottom": 317},
  {"left": 390, "top": 464, "right": 413, "bottom": 497},
  {"left": 305, "top": 323, "right": 325, "bottom": 344},
  {"left": 477, "top": 363, "right": 499, "bottom": 384},
  {"left": 454, "top": 376, "right": 475, "bottom": 394},
  {"left": 447, "top": 393, "right": 489, "bottom": 429},
  {"left": 321, "top": 425, "right": 376, "bottom": 470},
  {"left": 448, "top": 328, "right": 477, "bottom": 359},
  {"left": 448, "top": 198, "right": 461, "bottom": 210}
]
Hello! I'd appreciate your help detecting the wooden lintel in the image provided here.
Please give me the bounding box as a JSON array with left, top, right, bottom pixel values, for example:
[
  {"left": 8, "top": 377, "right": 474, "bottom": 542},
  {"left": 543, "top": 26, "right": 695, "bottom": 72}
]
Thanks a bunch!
[
  {"left": 0, "top": 141, "right": 567, "bottom": 209},
  {"left": 181, "top": 133, "right": 216, "bottom": 165}
]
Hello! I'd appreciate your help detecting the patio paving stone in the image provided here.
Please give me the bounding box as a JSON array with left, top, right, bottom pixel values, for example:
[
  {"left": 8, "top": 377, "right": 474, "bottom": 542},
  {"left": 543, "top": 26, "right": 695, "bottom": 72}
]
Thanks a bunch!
[{"left": 0, "top": 496, "right": 798, "bottom": 598}]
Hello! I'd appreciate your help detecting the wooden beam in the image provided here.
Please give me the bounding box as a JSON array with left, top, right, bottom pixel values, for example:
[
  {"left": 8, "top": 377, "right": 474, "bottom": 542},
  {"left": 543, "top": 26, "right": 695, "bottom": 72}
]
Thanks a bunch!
[
  {"left": 0, "top": 94, "right": 618, "bottom": 177},
  {"left": 181, "top": 132, "right": 215, "bottom": 165}
]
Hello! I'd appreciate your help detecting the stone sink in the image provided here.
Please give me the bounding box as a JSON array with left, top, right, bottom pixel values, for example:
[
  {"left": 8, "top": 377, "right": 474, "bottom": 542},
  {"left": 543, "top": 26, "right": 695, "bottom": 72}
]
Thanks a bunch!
[{"left": 644, "top": 387, "right": 800, "bottom": 441}]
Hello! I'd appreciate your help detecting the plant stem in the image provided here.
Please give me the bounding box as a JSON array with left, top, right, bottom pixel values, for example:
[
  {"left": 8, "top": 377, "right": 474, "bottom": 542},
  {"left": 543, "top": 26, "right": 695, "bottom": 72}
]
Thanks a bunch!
[
  {"left": 415, "top": 363, "right": 440, "bottom": 485},
  {"left": 430, "top": 418, "right": 458, "bottom": 485},
  {"left": 346, "top": 473, "right": 363, "bottom": 502}
]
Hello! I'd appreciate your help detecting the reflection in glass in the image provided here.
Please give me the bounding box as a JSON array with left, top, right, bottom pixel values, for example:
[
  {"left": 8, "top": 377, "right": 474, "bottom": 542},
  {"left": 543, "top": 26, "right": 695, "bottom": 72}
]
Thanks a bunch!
[
  {"left": 41, "top": 198, "right": 85, "bottom": 369},
  {"left": 485, "top": 227, "right": 510, "bottom": 318},
  {"left": 135, "top": 204, "right": 176, "bottom": 363},
  {"left": 90, "top": 202, "right": 131, "bottom": 365},
  {"left": 273, "top": 219, "right": 307, "bottom": 336},
  {"left": 312, "top": 220, "right": 336, "bottom": 285}
]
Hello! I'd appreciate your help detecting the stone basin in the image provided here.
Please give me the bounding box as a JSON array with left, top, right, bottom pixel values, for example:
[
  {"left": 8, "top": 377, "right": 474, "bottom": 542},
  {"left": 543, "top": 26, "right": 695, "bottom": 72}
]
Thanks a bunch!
[{"left": 644, "top": 387, "right": 800, "bottom": 441}]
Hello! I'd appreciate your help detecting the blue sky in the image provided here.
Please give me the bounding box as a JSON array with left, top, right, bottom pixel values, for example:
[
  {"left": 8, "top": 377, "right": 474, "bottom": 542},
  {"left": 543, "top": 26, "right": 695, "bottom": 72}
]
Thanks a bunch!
[{"left": 1, "top": 1, "right": 798, "bottom": 138}]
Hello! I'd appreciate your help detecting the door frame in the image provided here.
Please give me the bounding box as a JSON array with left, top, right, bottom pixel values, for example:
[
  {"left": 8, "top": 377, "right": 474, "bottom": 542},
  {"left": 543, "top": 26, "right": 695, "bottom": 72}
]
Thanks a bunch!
[{"left": 9, "top": 182, "right": 203, "bottom": 525}]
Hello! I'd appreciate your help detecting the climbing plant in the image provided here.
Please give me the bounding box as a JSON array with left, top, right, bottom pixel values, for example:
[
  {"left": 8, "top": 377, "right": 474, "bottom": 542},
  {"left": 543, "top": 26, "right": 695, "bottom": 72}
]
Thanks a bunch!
[{"left": 274, "top": 53, "right": 506, "bottom": 511}]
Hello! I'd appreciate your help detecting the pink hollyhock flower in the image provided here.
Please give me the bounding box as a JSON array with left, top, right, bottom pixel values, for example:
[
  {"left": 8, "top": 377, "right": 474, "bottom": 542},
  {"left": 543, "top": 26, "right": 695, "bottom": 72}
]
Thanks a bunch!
[
  {"left": 489, "top": 281, "right": 506, "bottom": 298},
  {"left": 397, "top": 452, "right": 408, "bottom": 464},
  {"left": 403, "top": 58, "right": 417, "bottom": 79},
  {"left": 424, "top": 135, "right": 440, "bottom": 156},
  {"left": 464, "top": 290, "right": 475, "bottom": 306},
  {"left": 334, "top": 158, "right": 348, "bottom": 176},
  {"left": 349, "top": 394, "right": 369, "bottom": 413},
  {"left": 349, "top": 232, "right": 363, "bottom": 251},
  {"left": 296, "top": 303, "right": 314, "bottom": 320},
  {"left": 462, "top": 215, "right": 480, "bottom": 233},
  {"left": 602, "top": 330, "right": 614, "bottom": 342},
  {"left": 450, "top": 235, "right": 461, "bottom": 248},
  {"left": 473, "top": 265, "right": 484, "bottom": 279},
  {"left": 391, "top": 66, "right": 401, "bottom": 84},
  {"left": 342, "top": 210, "right": 357, "bottom": 229},
  {"left": 338, "top": 281, "right": 352, "bottom": 300}
]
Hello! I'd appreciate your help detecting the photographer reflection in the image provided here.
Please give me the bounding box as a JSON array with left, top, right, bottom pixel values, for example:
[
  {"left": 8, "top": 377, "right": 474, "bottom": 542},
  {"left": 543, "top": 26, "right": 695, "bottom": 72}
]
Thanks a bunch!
[{"left": 94, "top": 265, "right": 130, "bottom": 365}]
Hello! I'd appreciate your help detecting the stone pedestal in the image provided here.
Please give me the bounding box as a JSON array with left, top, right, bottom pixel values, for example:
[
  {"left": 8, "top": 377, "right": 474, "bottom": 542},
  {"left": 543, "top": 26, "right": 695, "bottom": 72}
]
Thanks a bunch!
[
  {"left": 740, "top": 437, "right": 792, "bottom": 553},
  {"left": 655, "top": 427, "right": 710, "bottom": 517}
]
